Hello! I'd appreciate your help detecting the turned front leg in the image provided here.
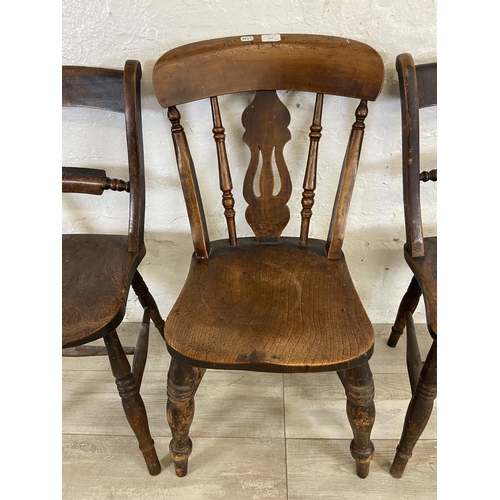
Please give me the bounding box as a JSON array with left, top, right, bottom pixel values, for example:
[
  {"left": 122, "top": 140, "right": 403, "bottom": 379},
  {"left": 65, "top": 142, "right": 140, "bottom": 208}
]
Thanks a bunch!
[
  {"left": 167, "top": 358, "right": 206, "bottom": 477},
  {"left": 391, "top": 340, "right": 437, "bottom": 478},
  {"left": 104, "top": 330, "right": 161, "bottom": 476},
  {"left": 344, "top": 362, "right": 375, "bottom": 478},
  {"left": 388, "top": 276, "right": 422, "bottom": 347}
]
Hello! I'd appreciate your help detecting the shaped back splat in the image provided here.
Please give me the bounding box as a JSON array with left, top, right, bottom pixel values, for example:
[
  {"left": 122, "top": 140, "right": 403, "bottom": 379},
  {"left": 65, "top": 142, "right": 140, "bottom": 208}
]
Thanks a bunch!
[{"left": 242, "top": 90, "right": 292, "bottom": 242}]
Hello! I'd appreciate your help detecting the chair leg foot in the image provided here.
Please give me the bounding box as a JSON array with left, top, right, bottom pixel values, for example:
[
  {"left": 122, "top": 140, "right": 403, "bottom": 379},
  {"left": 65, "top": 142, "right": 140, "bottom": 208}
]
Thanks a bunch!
[
  {"left": 344, "top": 362, "right": 375, "bottom": 478},
  {"left": 388, "top": 276, "right": 422, "bottom": 347},
  {"left": 166, "top": 358, "right": 206, "bottom": 477},
  {"left": 169, "top": 438, "right": 192, "bottom": 477},
  {"left": 387, "top": 326, "right": 403, "bottom": 348},
  {"left": 104, "top": 330, "right": 161, "bottom": 476},
  {"left": 142, "top": 446, "right": 162, "bottom": 476},
  {"left": 350, "top": 440, "right": 374, "bottom": 478},
  {"left": 390, "top": 448, "right": 411, "bottom": 478}
]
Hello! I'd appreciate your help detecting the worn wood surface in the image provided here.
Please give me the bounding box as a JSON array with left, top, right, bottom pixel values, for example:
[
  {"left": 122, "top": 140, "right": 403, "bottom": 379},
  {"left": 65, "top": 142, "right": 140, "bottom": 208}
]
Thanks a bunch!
[
  {"left": 154, "top": 34, "right": 385, "bottom": 478},
  {"left": 153, "top": 34, "right": 384, "bottom": 107},
  {"left": 62, "top": 61, "right": 163, "bottom": 475},
  {"left": 404, "top": 237, "right": 437, "bottom": 338},
  {"left": 389, "top": 53, "right": 437, "bottom": 478},
  {"left": 62, "top": 234, "right": 143, "bottom": 347},
  {"left": 395, "top": 53, "right": 437, "bottom": 259},
  {"left": 242, "top": 90, "right": 292, "bottom": 242},
  {"left": 166, "top": 238, "right": 374, "bottom": 372},
  {"left": 167, "top": 105, "right": 211, "bottom": 259}
]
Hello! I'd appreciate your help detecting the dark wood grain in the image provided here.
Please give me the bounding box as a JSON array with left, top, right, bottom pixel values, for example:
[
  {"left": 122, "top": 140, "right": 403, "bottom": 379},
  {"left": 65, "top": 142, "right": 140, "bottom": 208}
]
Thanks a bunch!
[
  {"left": 211, "top": 96, "right": 237, "bottom": 246},
  {"left": 62, "top": 234, "right": 143, "bottom": 348},
  {"left": 242, "top": 90, "right": 292, "bottom": 242},
  {"left": 389, "top": 53, "right": 437, "bottom": 478},
  {"left": 104, "top": 330, "right": 161, "bottom": 476},
  {"left": 300, "top": 93, "right": 323, "bottom": 246},
  {"left": 153, "top": 34, "right": 384, "bottom": 107},
  {"left": 62, "top": 66, "right": 124, "bottom": 112},
  {"left": 168, "top": 106, "right": 211, "bottom": 259},
  {"left": 62, "top": 61, "right": 163, "bottom": 475},
  {"left": 166, "top": 238, "right": 373, "bottom": 372},
  {"left": 326, "top": 99, "right": 368, "bottom": 259},
  {"left": 153, "top": 34, "right": 384, "bottom": 478},
  {"left": 62, "top": 166, "right": 129, "bottom": 194}
]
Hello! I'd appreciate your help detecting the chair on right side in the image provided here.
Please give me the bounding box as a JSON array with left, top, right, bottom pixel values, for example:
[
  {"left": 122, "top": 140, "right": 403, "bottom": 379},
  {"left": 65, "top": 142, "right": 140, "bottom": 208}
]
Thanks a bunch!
[{"left": 387, "top": 53, "right": 437, "bottom": 478}]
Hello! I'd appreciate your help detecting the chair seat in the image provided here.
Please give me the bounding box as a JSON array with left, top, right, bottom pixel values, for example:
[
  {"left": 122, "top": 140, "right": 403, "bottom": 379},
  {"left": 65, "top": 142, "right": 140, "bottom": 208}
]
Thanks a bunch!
[
  {"left": 62, "top": 234, "right": 144, "bottom": 347},
  {"left": 165, "top": 237, "right": 374, "bottom": 373},
  {"left": 404, "top": 236, "right": 437, "bottom": 338}
]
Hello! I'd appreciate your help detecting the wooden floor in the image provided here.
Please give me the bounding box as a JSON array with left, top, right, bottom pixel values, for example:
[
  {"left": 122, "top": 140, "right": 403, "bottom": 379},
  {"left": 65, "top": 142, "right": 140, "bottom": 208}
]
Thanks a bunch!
[{"left": 62, "top": 323, "right": 437, "bottom": 499}]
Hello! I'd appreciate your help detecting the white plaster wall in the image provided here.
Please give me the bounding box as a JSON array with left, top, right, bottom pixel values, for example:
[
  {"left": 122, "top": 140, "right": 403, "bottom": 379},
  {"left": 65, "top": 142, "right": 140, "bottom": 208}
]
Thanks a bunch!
[{"left": 62, "top": 0, "right": 437, "bottom": 324}]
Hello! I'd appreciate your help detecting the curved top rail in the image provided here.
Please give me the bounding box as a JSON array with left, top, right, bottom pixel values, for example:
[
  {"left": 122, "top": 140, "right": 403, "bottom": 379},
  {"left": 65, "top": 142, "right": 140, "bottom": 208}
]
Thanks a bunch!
[
  {"left": 153, "top": 34, "right": 384, "bottom": 107},
  {"left": 62, "top": 66, "right": 125, "bottom": 112}
]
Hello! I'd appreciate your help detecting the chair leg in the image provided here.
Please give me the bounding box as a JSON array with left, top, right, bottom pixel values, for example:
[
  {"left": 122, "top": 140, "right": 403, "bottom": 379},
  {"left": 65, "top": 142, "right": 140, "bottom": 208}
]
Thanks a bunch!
[
  {"left": 166, "top": 358, "right": 206, "bottom": 477},
  {"left": 103, "top": 330, "right": 161, "bottom": 476},
  {"left": 132, "top": 270, "right": 165, "bottom": 337},
  {"left": 388, "top": 276, "right": 422, "bottom": 347},
  {"left": 344, "top": 362, "right": 376, "bottom": 478},
  {"left": 390, "top": 339, "right": 437, "bottom": 478}
]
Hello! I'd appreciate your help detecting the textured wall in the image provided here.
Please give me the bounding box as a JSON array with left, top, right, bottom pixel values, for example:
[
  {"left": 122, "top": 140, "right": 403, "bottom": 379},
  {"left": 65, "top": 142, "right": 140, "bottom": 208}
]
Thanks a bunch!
[{"left": 62, "top": 0, "right": 437, "bottom": 324}]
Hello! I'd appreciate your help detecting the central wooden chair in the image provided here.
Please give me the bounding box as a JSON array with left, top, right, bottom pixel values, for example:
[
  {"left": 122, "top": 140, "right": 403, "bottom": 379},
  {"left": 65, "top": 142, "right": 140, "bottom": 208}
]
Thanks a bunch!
[
  {"left": 62, "top": 61, "right": 164, "bottom": 475},
  {"left": 152, "top": 34, "right": 384, "bottom": 478}
]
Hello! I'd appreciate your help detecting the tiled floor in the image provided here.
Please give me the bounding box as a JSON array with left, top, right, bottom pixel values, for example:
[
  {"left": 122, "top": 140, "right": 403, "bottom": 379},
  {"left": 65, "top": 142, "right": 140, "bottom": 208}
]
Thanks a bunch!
[{"left": 62, "top": 324, "right": 437, "bottom": 499}]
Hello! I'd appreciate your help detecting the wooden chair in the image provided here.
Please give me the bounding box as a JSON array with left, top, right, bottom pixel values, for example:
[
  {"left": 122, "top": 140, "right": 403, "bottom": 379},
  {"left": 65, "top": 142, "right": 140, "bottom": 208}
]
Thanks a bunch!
[
  {"left": 387, "top": 53, "right": 437, "bottom": 478},
  {"left": 152, "top": 34, "right": 384, "bottom": 478},
  {"left": 62, "top": 61, "right": 164, "bottom": 476}
]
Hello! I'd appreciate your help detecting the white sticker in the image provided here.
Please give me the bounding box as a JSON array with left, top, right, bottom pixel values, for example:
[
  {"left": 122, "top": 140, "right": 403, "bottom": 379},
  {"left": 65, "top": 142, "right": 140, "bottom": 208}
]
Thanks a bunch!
[
  {"left": 241, "top": 36, "right": 254, "bottom": 42},
  {"left": 262, "top": 34, "right": 281, "bottom": 42}
]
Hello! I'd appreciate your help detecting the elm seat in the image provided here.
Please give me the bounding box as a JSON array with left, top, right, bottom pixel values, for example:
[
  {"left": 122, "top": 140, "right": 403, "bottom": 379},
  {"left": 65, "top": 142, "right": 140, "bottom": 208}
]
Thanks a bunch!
[
  {"left": 387, "top": 53, "right": 437, "bottom": 478},
  {"left": 153, "top": 33, "right": 385, "bottom": 479},
  {"left": 62, "top": 234, "right": 143, "bottom": 347},
  {"left": 166, "top": 238, "right": 374, "bottom": 372},
  {"left": 62, "top": 61, "right": 164, "bottom": 476}
]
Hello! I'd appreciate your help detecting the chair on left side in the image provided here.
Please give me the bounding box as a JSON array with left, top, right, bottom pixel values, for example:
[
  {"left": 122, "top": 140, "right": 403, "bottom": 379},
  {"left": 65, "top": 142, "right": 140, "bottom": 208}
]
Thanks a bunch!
[{"left": 62, "top": 61, "right": 163, "bottom": 476}]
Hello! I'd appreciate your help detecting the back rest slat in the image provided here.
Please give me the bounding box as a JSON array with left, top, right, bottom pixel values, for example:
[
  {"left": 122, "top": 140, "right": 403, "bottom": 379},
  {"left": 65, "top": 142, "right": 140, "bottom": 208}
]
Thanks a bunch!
[
  {"left": 62, "top": 67, "right": 125, "bottom": 112},
  {"left": 326, "top": 100, "right": 368, "bottom": 259},
  {"left": 211, "top": 97, "right": 237, "bottom": 246},
  {"left": 300, "top": 93, "right": 324, "bottom": 246},
  {"left": 242, "top": 90, "right": 292, "bottom": 243},
  {"left": 153, "top": 34, "right": 384, "bottom": 107},
  {"left": 416, "top": 63, "right": 437, "bottom": 109}
]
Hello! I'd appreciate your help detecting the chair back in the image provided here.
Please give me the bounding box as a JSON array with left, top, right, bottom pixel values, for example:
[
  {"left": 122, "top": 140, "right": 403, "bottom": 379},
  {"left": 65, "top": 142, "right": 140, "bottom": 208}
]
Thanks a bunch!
[
  {"left": 62, "top": 60, "right": 145, "bottom": 253},
  {"left": 153, "top": 34, "right": 384, "bottom": 259}
]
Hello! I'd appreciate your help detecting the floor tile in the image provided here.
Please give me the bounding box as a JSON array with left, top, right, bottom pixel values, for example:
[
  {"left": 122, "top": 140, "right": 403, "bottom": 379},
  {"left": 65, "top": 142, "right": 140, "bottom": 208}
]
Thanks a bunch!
[
  {"left": 286, "top": 439, "right": 436, "bottom": 500},
  {"left": 63, "top": 435, "right": 287, "bottom": 500}
]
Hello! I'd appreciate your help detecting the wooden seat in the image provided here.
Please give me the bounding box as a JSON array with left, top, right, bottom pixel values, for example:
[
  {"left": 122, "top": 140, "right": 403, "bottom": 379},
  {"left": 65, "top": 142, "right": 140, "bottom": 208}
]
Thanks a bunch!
[
  {"left": 167, "top": 238, "right": 374, "bottom": 371},
  {"left": 153, "top": 34, "right": 385, "bottom": 478},
  {"left": 387, "top": 53, "right": 437, "bottom": 478},
  {"left": 62, "top": 61, "right": 164, "bottom": 476}
]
